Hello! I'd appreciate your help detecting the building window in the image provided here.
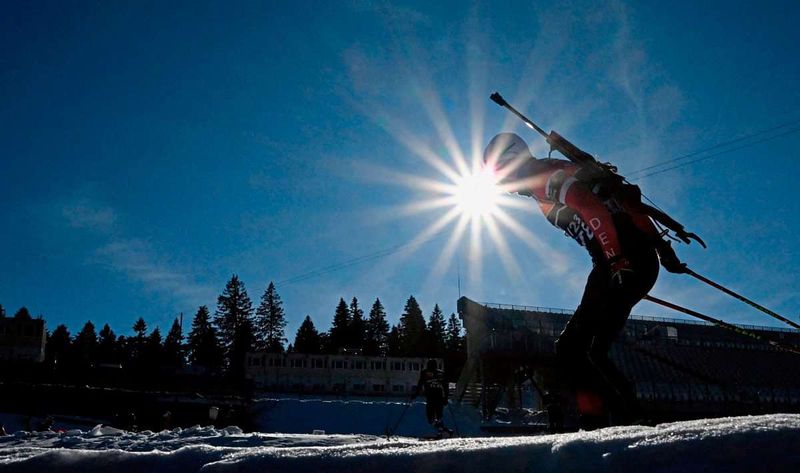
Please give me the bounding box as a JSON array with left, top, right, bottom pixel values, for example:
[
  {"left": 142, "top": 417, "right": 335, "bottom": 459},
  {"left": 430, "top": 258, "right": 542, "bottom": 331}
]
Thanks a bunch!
[
  {"left": 333, "top": 360, "right": 345, "bottom": 369},
  {"left": 370, "top": 361, "right": 385, "bottom": 370},
  {"left": 409, "top": 362, "right": 421, "bottom": 371},
  {"left": 353, "top": 384, "right": 366, "bottom": 391},
  {"left": 392, "top": 385, "right": 405, "bottom": 392},
  {"left": 390, "top": 361, "right": 404, "bottom": 371},
  {"left": 373, "top": 384, "right": 385, "bottom": 392},
  {"left": 354, "top": 361, "right": 365, "bottom": 370},
  {"left": 312, "top": 358, "right": 324, "bottom": 368}
]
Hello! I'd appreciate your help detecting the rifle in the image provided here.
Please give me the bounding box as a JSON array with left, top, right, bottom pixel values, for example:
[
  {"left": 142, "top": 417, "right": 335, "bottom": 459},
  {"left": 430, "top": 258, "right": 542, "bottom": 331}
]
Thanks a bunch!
[
  {"left": 489, "top": 91, "right": 706, "bottom": 248},
  {"left": 490, "top": 92, "right": 623, "bottom": 186}
]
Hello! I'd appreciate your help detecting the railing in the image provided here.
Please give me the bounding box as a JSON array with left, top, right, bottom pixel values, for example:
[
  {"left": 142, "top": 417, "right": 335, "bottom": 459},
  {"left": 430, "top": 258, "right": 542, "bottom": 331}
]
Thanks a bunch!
[{"left": 480, "top": 301, "right": 799, "bottom": 334}]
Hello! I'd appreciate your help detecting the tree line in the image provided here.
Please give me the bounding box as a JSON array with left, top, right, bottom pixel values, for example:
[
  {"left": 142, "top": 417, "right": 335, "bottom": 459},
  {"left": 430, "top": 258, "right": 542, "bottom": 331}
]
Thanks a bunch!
[{"left": 1, "top": 275, "right": 465, "bottom": 380}]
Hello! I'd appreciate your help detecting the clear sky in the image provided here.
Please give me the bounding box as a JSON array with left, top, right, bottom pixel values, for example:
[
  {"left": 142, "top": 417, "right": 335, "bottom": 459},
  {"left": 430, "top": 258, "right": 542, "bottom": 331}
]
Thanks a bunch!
[{"left": 2, "top": 0, "right": 799, "bottom": 338}]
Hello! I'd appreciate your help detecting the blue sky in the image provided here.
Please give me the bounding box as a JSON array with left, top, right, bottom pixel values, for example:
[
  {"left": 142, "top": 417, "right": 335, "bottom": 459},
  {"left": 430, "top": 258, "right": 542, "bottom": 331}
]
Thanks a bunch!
[{"left": 2, "top": 0, "right": 799, "bottom": 339}]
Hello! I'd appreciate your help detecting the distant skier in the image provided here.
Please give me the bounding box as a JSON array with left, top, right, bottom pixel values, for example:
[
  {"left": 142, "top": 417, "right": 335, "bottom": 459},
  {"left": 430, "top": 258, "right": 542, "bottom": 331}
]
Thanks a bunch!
[
  {"left": 413, "top": 359, "right": 453, "bottom": 437},
  {"left": 483, "top": 132, "right": 701, "bottom": 428}
]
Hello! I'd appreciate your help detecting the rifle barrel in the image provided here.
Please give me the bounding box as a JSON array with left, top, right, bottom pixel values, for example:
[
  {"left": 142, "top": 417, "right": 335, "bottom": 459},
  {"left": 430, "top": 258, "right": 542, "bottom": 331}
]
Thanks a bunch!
[{"left": 489, "top": 92, "right": 549, "bottom": 139}]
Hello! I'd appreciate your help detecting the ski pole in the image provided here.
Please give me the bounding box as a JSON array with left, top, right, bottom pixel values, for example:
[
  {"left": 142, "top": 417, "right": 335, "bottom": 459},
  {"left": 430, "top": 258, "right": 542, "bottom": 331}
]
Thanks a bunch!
[
  {"left": 643, "top": 295, "right": 800, "bottom": 355},
  {"left": 685, "top": 269, "right": 800, "bottom": 330},
  {"left": 447, "top": 402, "right": 460, "bottom": 437},
  {"left": 386, "top": 399, "right": 413, "bottom": 439}
]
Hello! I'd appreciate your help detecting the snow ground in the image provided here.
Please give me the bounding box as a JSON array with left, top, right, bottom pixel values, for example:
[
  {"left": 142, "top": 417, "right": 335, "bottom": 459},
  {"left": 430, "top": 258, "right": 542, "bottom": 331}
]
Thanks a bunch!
[
  {"left": 1, "top": 414, "right": 799, "bottom": 473},
  {"left": 252, "top": 397, "right": 483, "bottom": 437}
]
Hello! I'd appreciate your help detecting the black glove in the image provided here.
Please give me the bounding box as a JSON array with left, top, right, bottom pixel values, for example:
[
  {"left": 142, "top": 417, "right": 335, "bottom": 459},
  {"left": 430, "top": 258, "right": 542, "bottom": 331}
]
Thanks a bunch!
[
  {"left": 656, "top": 240, "right": 688, "bottom": 274},
  {"left": 609, "top": 256, "right": 634, "bottom": 288},
  {"left": 675, "top": 228, "right": 707, "bottom": 249}
]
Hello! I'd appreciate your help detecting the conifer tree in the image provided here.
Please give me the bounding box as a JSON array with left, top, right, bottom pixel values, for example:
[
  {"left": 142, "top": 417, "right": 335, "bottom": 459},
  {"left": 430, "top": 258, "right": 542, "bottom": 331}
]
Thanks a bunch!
[
  {"left": 132, "top": 317, "right": 148, "bottom": 363},
  {"left": 97, "top": 323, "right": 118, "bottom": 363},
  {"left": 387, "top": 325, "right": 401, "bottom": 356},
  {"left": 426, "top": 304, "right": 447, "bottom": 357},
  {"left": 187, "top": 306, "right": 223, "bottom": 370},
  {"left": 327, "top": 298, "right": 350, "bottom": 353},
  {"left": 13, "top": 307, "right": 32, "bottom": 320},
  {"left": 348, "top": 297, "right": 365, "bottom": 350},
  {"left": 444, "top": 312, "right": 467, "bottom": 382},
  {"left": 145, "top": 327, "right": 162, "bottom": 365},
  {"left": 46, "top": 324, "right": 72, "bottom": 365},
  {"left": 446, "top": 312, "right": 465, "bottom": 354},
  {"left": 398, "top": 296, "right": 427, "bottom": 356},
  {"left": 163, "top": 318, "right": 185, "bottom": 367},
  {"left": 364, "top": 298, "right": 390, "bottom": 356},
  {"left": 214, "top": 275, "right": 256, "bottom": 377},
  {"left": 256, "top": 282, "right": 287, "bottom": 353},
  {"left": 293, "top": 315, "right": 321, "bottom": 354},
  {"left": 73, "top": 321, "right": 98, "bottom": 365}
]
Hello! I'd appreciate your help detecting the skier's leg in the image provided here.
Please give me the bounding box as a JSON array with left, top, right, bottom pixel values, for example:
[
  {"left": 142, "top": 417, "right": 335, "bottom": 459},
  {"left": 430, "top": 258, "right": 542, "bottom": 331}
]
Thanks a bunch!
[
  {"left": 425, "top": 400, "right": 436, "bottom": 426},
  {"left": 554, "top": 265, "right": 612, "bottom": 427},
  {"left": 555, "top": 265, "right": 607, "bottom": 392},
  {"left": 587, "top": 246, "right": 660, "bottom": 423}
]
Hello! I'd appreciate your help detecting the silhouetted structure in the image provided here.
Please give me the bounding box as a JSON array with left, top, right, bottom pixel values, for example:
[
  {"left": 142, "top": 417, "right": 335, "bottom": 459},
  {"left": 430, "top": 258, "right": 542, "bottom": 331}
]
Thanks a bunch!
[
  {"left": 0, "top": 317, "right": 46, "bottom": 362},
  {"left": 455, "top": 297, "right": 800, "bottom": 426},
  {"left": 245, "top": 352, "right": 442, "bottom": 396}
]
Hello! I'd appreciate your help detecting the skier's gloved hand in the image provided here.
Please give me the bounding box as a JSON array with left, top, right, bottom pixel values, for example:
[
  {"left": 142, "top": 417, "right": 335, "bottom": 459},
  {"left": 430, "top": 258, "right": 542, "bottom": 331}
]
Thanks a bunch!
[
  {"left": 656, "top": 240, "right": 687, "bottom": 274},
  {"left": 675, "top": 228, "right": 707, "bottom": 249},
  {"left": 609, "top": 256, "right": 634, "bottom": 288}
]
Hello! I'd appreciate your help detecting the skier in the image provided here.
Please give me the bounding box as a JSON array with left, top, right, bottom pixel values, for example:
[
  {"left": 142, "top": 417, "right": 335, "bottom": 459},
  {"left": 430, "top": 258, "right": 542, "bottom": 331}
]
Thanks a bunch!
[
  {"left": 483, "top": 132, "right": 699, "bottom": 428},
  {"left": 413, "top": 359, "right": 453, "bottom": 437}
]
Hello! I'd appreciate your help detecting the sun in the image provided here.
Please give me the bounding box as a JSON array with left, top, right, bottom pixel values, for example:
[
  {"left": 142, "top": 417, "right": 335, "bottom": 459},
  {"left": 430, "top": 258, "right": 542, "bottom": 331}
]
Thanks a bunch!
[{"left": 453, "top": 167, "right": 500, "bottom": 220}]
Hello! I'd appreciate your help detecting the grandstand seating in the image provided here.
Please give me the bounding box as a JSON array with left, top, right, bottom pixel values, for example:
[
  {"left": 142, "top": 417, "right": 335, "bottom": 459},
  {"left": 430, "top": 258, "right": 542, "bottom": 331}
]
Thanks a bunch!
[{"left": 456, "top": 297, "right": 800, "bottom": 422}]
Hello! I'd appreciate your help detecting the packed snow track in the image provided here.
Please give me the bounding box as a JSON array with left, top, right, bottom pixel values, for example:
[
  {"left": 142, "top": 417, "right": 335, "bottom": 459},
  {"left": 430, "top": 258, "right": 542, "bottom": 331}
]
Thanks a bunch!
[{"left": 1, "top": 414, "right": 799, "bottom": 472}]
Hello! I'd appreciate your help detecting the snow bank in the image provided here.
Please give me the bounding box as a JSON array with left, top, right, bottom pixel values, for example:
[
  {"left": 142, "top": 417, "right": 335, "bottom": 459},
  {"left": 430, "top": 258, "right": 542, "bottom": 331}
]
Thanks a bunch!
[{"left": 1, "top": 414, "right": 799, "bottom": 472}]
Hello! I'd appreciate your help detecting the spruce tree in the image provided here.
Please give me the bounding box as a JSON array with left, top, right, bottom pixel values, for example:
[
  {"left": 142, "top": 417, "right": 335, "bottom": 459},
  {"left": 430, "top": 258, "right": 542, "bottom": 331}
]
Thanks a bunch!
[
  {"left": 256, "top": 282, "right": 287, "bottom": 353},
  {"left": 387, "top": 325, "right": 401, "bottom": 356},
  {"left": 214, "top": 275, "right": 256, "bottom": 377},
  {"left": 426, "top": 304, "right": 447, "bottom": 357},
  {"left": 13, "top": 307, "right": 32, "bottom": 320},
  {"left": 97, "top": 324, "right": 118, "bottom": 363},
  {"left": 348, "top": 297, "right": 365, "bottom": 350},
  {"left": 398, "top": 295, "right": 427, "bottom": 356},
  {"left": 163, "top": 318, "right": 185, "bottom": 367},
  {"left": 444, "top": 312, "right": 466, "bottom": 382},
  {"left": 73, "top": 321, "right": 98, "bottom": 365},
  {"left": 328, "top": 298, "right": 350, "bottom": 353},
  {"left": 293, "top": 315, "right": 321, "bottom": 354},
  {"left": 145, "top": 327, "right": 162, "bottom": 366},
  {"left": 364, "top": 298, "right": 390, "bottom": 356},
  {"left": 187, "top": 305, "right": 223, "bottom": 370},
  {"left": 46, "top": 324, "right": 72, "bottom": 365},
  {"left": 446, "top": 312, "right": 464, "bottom": 354},
  {"left": 132, "top": 317, "right": 148, "bottom": 364}
]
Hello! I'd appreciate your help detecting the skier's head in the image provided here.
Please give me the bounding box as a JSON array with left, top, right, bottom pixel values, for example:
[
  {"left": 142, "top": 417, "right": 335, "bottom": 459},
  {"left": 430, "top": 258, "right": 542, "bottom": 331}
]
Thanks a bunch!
[
  {"left": 483, "top": 132, "right": 534, "bottom": 184},
  {"left": 427, "top": 359, "right": 438, "bottom": 371}
]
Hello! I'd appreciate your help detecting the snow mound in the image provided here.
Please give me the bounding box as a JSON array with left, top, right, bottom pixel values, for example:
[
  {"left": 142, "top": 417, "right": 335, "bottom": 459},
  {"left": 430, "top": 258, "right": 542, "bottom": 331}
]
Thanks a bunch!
[{"left": 1, "top": 414, "right": 799, "bottom": 472}]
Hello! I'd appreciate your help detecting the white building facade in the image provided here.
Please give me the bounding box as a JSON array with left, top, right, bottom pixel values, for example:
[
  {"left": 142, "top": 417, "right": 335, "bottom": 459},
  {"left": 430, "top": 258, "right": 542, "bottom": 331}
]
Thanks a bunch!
[{"left": 245, "top": 352, "right": 443, "bottom": 396}]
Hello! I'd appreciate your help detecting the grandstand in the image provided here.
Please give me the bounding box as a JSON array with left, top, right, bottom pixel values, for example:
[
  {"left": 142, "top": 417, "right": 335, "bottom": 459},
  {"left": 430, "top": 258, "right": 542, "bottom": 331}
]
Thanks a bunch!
[{"left": 455, "top": 297, "right": 800, "bottom": 427}]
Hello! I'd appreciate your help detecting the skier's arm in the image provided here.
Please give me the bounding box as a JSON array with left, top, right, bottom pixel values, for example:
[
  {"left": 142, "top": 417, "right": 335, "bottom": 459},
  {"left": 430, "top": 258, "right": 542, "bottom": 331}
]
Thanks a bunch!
[
  {"left": 527, "top": 165, "right": 623, "bottom": 263},
  {"left": 622, "top": 198, "right": 688, "bottom": 273},
  {"left": 556, "top": 175, "right": 623, "bottom": 263}
]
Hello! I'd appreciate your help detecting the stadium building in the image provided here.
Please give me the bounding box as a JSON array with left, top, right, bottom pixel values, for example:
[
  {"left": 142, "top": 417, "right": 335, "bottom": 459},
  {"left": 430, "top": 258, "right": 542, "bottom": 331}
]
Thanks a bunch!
[{"left": 455, "top": 297, "right": 800, "bottom": 428}]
